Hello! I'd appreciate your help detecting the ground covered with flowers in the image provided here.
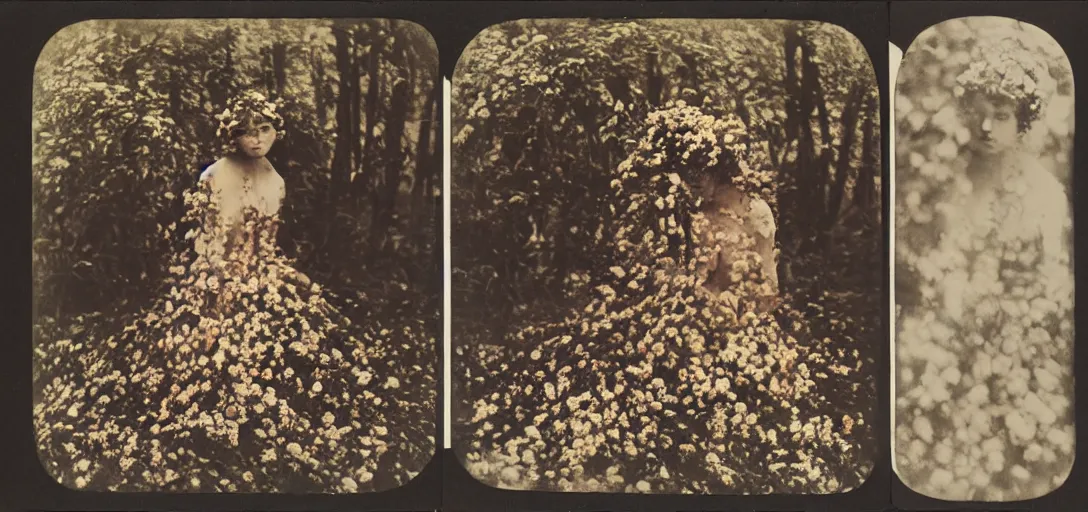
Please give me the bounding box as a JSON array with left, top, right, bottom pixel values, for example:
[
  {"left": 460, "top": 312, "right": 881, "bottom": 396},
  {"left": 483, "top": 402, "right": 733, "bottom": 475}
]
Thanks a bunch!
[
  {"left": 33, "top": 181, "right": 436, "bottom": 493},
  {"left": 454, "top": 104, "right": 879, "bottom": 494}
]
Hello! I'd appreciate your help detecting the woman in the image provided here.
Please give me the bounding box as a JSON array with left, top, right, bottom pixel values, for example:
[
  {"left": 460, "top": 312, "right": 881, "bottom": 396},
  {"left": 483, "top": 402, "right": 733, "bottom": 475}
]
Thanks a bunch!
[
  {"left": 458, "top": 103, "right": 872, "bottom": 494},
  {"left": 895, "top": 38, "right": 1074, "bottom": 501},
  {"left": 689, "top": 160, "right": 780, "bottom": 315},
  {"left": 33, "top": 91, "right": 435, "bottom": 494},
  {"left": 194, "top": 92, "right": 308, "bottom": 350}
]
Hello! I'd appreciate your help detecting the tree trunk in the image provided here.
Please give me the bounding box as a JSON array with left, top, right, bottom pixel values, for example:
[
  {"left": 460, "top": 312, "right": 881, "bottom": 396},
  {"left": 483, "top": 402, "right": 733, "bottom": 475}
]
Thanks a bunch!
[
  {"left": 680, "top": 53, "right": 702, "bottom": 105},
  {"left": 800, "top": 38, "right": 829, "bottom": 214},
  {"left": 784, "top": 26, "right": 801, "bottom": 143},
  {"left": 821, "top": 84, "right": 865, "bottom": 253},
  {"left": 359, "top": 23, "right": 384, "bottom": 202},
  {"left": 352, "top": 32, "right": 366, "bottom": 185},
  {"left": 263, "top": 47, "right": 275, "bottom": 95},
  {"left": 778, "top": 25, "right": 805, "bottom": 290},
  {"left": 272, "top": 41, "right": 288, "bottom": 97},
  {"left": 796, "top": 57, "right": 815, "bottom": 196},
  {"left": 802, "top": 40, "right": 832, "bottom": 150},
  {"left": 646, "top": 52, "right": 662, "bottom": 107},
  {"left": 330, "top": 26, "right": 354, "bottom": 185},
  {"left": 798, "top": 33, "right": 844, "bottom": 256},
  {"left": 168, "top": 72, "right": 182, "bottom": 122},
  {"left": 411, "top": 81, "right": 439, "bottom": 261},
  {"left": 207, "top": 29, "right": 236, "bottom": 112},
  {"left": 312, "top": 46, "right": 327, "bottom": 133},
  {"left": 371, "top": 75, "right": 411, "bottom": 253},
  {"left": 854, "top": 94, "right": 877, "bottom": 210}
]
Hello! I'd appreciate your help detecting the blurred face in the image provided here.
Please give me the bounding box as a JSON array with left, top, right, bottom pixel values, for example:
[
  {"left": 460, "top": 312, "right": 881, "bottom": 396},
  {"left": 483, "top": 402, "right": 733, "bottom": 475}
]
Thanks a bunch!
[
  {"left": 689, "top": 173, "right": 717, "bottom": 205},
  {"left": 232, "top": 116, "right": 277, "bottom": 159},
  {"left": 962, "top": 93, "right": 1020, "bottom": 156}
]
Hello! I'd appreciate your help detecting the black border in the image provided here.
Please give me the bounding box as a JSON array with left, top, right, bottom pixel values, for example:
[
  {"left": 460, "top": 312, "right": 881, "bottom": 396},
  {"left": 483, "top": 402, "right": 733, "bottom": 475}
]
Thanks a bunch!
[
  {"left": 0, "top": 2, "right": 445, "bottom": 512},
  {"left": 889, "top": 2, "right": 1087, "bottom": 512},
  {"left": 443, "top": 2, "right": 890, "bottom": 512}
]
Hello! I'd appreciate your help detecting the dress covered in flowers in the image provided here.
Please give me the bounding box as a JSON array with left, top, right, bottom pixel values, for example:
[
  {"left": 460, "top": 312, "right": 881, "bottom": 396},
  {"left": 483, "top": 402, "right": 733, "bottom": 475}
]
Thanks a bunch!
[
  {"left": 895, "top": 153, "right": 1074, "bottom": 500},
  {"left": 33, "top": 172, "right": 435, "bottom": 493},
  {"left": 457, "top": 104, "right": 874, "bottom": 494}
]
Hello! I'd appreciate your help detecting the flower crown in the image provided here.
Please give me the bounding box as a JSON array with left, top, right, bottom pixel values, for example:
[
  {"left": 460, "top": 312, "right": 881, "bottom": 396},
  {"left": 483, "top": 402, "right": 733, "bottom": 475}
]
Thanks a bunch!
[
  {"left": 638, "top": 101, "right": 750, "bottom": 172},
  {"left": 215, "top": 91, "right": 285, "bottom": 141},
  {"left": 954, "top": 37, "right": 1048, "bottom": 130}
]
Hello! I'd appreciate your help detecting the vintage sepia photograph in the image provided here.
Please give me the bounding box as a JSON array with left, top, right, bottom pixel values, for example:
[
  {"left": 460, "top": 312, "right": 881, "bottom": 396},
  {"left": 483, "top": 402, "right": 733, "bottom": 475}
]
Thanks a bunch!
[
  {"left": 452, "top": 19, "right": 881, "bottom": 494},
  {"left": 894, "top": 17, "right": 1075, "bottom": 502},
  {"left": 31, "top": 19, "right": 439, "bottom": 493}
]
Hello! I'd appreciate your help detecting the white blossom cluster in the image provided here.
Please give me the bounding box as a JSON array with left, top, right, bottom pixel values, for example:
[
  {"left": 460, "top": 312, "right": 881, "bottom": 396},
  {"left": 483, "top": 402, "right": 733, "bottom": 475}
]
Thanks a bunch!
[
  {"left": 34, "top": 179, "right": 435, "bottom": 493},
  {"left": 215, "top": 91, "right": 286, "bottom": 141},
  {"left": 457, "top": 106, "right": 874, "bottom": 494},
  {"left": 954, "top": 37, "right": 1048, "bottom": 132}
]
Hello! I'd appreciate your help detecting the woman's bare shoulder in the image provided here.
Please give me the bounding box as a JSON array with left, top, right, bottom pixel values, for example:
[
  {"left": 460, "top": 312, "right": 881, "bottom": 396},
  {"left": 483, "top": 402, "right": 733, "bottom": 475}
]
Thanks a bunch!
[
  {"left": 1018, "top": 157, "right": 1066, "bottom": 200},
  {"left": 199, "top": 165, "right": 217, "bottom": 182},
  {"left": 200, "top": 158, "right": 234, "bottom": 182}
]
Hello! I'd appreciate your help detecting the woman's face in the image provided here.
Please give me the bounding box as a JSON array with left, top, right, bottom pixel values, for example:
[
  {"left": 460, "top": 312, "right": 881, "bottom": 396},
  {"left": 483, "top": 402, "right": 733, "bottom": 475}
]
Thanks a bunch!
[
  {"left": 233, "top": 117, "right": 277, "bottom": 159},
  {"left": 962, "top": 93, "right": 1020, "bottom": 156},
  {"left": 689, "top": 173, "right": 718, "bottom": 206}
]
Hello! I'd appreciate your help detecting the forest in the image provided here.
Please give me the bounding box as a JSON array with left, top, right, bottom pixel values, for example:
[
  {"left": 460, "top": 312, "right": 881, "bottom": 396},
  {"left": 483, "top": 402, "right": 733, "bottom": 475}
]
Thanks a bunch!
[
  {"left": 452, "top": 18, "right": 880, "bottom": 348},
  {"left": 31, "top": 19, "right": 441, "bottom": 492},
  {"left": 32, "top": 18, "right": 441, "bottom": 378},
  {"left": 452, "top": 19, "right": 882, "bottom": 493}
]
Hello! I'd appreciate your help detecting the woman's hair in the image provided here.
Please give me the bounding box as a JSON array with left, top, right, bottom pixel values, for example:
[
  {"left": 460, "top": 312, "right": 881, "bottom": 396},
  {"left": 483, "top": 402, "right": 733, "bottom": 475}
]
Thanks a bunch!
[
  {"left": 954, "top": 37, "right": 1049, "bottom": 133},
  {"left": 215, "top": 90, "right": 286, "bottom": 141}
]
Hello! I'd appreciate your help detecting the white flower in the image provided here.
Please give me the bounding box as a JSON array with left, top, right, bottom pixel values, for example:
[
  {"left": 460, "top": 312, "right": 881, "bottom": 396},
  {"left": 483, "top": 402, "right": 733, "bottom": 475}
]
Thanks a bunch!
[
  {"left": 525, "top": 425, "right": 541, "bottom": 440},
  {"left": 342, "top": 477, "right": 358, "bottom": 492}
]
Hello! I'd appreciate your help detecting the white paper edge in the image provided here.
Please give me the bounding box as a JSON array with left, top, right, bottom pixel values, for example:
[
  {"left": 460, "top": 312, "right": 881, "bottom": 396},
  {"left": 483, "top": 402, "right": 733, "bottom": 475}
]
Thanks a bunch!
[
  {"left": 888, "top": 41, "right": 903, "bottom": 476},
  {"left": 443, "top": 77, "right": 453, "bottom": 450}
]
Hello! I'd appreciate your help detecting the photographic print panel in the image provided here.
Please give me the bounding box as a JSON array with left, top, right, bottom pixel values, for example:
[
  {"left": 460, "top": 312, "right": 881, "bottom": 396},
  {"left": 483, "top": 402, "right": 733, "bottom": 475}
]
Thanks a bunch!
[
  {"left": 451, "top": 17, "right": 882, "bottom": 496},
  {"left": 30, "top": 18, "right": 440, "bottom": 495},
  {"left": 894, "top": 15, "right": 1075, "bottom": 504}
]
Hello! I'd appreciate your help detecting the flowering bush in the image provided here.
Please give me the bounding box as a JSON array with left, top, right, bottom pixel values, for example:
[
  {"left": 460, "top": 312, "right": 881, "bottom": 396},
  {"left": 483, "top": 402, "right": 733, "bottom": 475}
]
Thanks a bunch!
[
  {"left": 33, "top": 180, "right": 436, "bottom": 493},
  {"left": 455, "top": 105, "right": 875, "bottom": 494}
]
